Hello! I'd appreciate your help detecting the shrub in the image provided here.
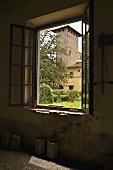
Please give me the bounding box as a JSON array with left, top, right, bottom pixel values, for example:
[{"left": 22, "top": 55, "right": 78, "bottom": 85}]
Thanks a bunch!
[
  {"left": 53, "top": 90, "right": 66, "bottom": 96},
  {"left": 76, "top": 91, "right": 82, "bottom": 101},
  {"left": 67, "top": 90, "right": 77, "bottom": 98},
  {"left": 52, "top": 93, "right": 69, "bottom": 102},
  {"left": 60, "top": 94, "right": 69, "bottom": 101},
  {"left": 66, "top": 90, "right": 82, "bottom": 101},
  {"left": 52, "top": 93, "right": 58, "bottom": 102},
  {"left": 39, "top": 85, "right": 53, "bottom": 104}
]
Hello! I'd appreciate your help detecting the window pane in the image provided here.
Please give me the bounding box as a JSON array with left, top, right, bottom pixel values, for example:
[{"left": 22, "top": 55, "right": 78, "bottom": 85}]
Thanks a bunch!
[
  {"left": 12, "top": 66, "right": 21, "bottom": 84},
  {"left": 24, "top": 29, "right": 33, "bottom": 47},
  {"left": 13, "top": 27, "right": 22, "bottom": 45},
  {"left": 12, "top": 46, "right": 22, "bottom": 65},
  {"left": 86, "top": 84, "right": 89, "bottom": 108},
  {"left": 25, "top": 67, "right": 32, "bottom": 84},
  {"left": 24, "top": 48, "right": 33, "bottom": 66},
  {"left": 82, "top": 5, "right": 90, "bottom": 109},
  {"left": 24, "top": 85, "right": 32, "bottom": 104},
  {"left": 11, "top": 85, "right": 21, "bottom": 104}
]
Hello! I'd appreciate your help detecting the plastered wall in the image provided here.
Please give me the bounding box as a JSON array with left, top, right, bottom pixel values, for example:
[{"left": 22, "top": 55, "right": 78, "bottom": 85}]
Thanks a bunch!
[
  {"left": 92, "top": 0, "right": 113, "bottom": 134},
  {"left": 0, "top": 0, "right": 113, "bottom": 165}
]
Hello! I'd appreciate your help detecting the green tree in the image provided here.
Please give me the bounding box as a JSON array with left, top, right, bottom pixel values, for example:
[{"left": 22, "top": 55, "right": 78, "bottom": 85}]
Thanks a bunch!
[{"left": 40, "top": 29, "right": 69, "bottom": 89}]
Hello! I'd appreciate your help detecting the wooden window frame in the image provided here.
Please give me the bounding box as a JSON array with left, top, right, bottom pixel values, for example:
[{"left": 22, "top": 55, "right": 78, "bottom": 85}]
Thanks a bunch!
[{"left": 9, "top": 24, "right": 37, "bottom": 106}]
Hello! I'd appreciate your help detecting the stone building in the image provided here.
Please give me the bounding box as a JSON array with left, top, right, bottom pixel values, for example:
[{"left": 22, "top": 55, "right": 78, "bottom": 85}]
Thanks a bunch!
[
  {"left": 52, "top": 25, "right": 82, "bottom": 67},
  {"left": 65, "top": 61, "right": 82, "bottom": 91},
  {"left": 52, "top": 25, "right": 82, "bottom": 91}
]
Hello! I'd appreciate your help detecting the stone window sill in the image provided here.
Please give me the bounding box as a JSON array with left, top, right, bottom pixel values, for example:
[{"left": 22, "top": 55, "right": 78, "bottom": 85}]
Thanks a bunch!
[{"left": 26, "top": 105, "right": 89, "bottom": 116}]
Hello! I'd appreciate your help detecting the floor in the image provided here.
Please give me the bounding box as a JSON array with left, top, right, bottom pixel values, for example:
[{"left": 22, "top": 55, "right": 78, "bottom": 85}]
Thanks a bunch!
[
  {"left": 0, "top": 149, "right": 77, "bottom": 170},
  {"left": 0, "top": 149, "right": 104, "bottom": 170}
]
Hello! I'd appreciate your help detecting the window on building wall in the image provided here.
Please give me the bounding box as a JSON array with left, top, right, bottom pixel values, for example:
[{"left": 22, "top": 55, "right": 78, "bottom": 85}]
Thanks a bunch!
[
  {"left": 69, "top": 85, "right": 74, "bottom": 90},
  {"left": 70, "top": 72, "right": 73, "bottom": 75},
  {"left": 78, "top": 69, "right": 80, "bottom": 72},
  {"left": 59, "top": 85, "right": 64, "bottom": 89},
  {"left": 69, "top": 50, "right": 71, "bottom": 55}
]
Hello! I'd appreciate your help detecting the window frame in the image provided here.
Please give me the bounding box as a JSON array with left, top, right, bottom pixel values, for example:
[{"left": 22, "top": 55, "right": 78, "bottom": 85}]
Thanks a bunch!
[
  {"left": 82, "top": 10, "right": 90, "bottom": 110},
  {"left": 70, "top": 72, "right": 73, "bottom": 75},
  {"left": 69, "top": 50, "right": 71, "bottom": 55},
  {"left": 78, "top": 69, "right": 80, "bottom": 72},
  {"left": 89, "top": 0, "right": 94, "bottom": 115},
  {"left": 9, "top": 24, "right": 37, "bottom": 106},
  {"left": 69, "top": 85, "right": 74, "bottom": 90},
  {"left": 35, "top": 1, "right": 94, "bottom": 115},
  {"left": 9, "top": 0, "right": 94, "bottom": 115}
]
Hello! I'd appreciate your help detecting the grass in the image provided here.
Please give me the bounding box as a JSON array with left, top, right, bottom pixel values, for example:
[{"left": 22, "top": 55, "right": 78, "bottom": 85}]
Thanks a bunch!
[{"left": 40, "top": 101, "right": 81, "bottom": 108}]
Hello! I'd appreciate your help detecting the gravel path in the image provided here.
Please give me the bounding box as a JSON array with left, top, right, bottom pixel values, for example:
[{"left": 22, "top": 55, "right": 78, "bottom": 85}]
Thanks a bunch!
[{"left": 0, "top": 149, "right": 77, "bottom": 170}]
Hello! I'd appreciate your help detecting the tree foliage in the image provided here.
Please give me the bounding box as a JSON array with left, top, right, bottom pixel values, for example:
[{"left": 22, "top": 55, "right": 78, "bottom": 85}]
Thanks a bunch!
[{"left": 40, "top": 29, "right": 69, "bottom": 89}]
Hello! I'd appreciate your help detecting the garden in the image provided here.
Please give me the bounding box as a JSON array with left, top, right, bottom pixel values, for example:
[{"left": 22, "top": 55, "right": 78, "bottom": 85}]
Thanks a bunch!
[{"left": 39, "top": 84, "right": 82, "bottom": 108}]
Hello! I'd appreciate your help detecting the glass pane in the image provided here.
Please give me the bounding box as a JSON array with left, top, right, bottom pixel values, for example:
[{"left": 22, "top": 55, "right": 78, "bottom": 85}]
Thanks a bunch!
[
  {"left": 86, "top": 84, "right": 89, "bottom": 108},
  {"left": 24, "top": 29, "right": 33, "bottom": 47},
  {"left": 12, "top": 66, "right": 21, "bottom": 84},
  {"left": 82, "top": 5, "right": 90, "bottom": 109},
  {"left": 24, "top": 48, "right": 33, "bottom": 66},
  {"left": 12, "top": 46, "right": 22, "bottom": 65},
  {"left": 13, "top": 27, "right": 22, "bottom": 45},
  {"left": 11, "top": 85, "right": 21, "bottom": 104},
  {"left": 24, "top": 85, "right": 32, "bottom": 104},
  {"left": 24, "top": 67, "right": 32, "bottom": 84}
]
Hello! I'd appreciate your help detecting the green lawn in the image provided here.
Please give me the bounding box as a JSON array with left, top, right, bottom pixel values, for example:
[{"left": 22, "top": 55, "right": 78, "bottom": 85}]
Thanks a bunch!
[{"left": 40, "top": 101, "right": 81, "bottom": 108}]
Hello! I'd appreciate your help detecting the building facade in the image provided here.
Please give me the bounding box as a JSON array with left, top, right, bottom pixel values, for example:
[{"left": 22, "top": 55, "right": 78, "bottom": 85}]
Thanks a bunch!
[
  {"left": 64, "top": 62, "right": 82, "bottom": 91},
  {"left": 52, "top": 25, "right": 82, "bottom": 91}
]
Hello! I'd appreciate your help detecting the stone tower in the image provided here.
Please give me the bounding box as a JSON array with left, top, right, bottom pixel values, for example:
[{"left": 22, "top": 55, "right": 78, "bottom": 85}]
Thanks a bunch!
[{"left": 52, "top": 25, "right": 82, "bottom": 67}]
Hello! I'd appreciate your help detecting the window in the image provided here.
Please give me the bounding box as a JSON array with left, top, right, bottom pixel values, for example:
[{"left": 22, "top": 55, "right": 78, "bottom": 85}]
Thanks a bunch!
[
  {"left": 9, "top": 24, "right": 36, "bottom": 106},
  {"left": 59, "top": 85, "right": 64, "bottom": 89},
  {"left": 69, "top": 85, "right": 74, "bottom": 90},
  {"left": 69, "top": 50, "right": 71, "bottom": 55},
  {"left": 9, "top": 1, "right": 94, "bottom": 114},
  {"left": 70, "top": 72, "right": 73, "bottom": 75},
  {"left": 82, "top": 4, "right": 93, "bottom": 112}
]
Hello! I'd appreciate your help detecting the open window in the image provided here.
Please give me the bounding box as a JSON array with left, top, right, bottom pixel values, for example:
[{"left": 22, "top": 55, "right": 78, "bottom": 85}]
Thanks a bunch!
[
  {"left": 9, "top": 1, "right": 94, "bottom": 114},
  {"left": 9, "top": 24, "right": 36, "bottom": 106},
  {"left": 82, "top": 1, "right": 94, "bottom": 114}
]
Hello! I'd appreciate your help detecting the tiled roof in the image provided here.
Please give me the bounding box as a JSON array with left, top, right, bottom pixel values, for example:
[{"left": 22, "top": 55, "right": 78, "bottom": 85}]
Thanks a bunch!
[
  {"left": 52, "top": 25, "right": 81, "bottom": 37},
  {"left": 67, "top": 62, "right": 82, "bottom": 68}
]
